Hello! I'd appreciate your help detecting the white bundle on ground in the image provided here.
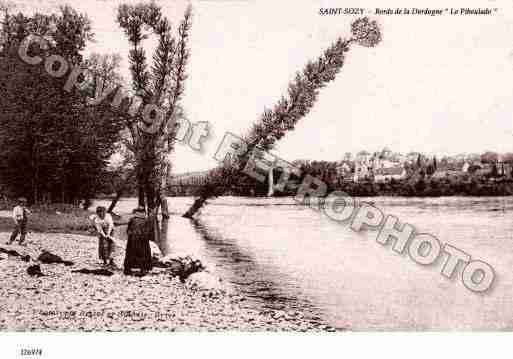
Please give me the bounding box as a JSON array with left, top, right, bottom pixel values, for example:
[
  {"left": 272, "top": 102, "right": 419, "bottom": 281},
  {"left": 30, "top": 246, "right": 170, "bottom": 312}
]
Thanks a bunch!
[
  {"left": 149, "top": 241, "right": 162, "bottom": 256},
  {"left": 185, "top": 271, "right": 226, "bottom": 293}
]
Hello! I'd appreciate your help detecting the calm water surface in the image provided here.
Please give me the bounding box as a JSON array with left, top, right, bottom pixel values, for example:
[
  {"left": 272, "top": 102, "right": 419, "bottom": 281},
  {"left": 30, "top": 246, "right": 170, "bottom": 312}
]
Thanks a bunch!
[{"left": 100, "top": 196, "right": 513, "bottom": 330}]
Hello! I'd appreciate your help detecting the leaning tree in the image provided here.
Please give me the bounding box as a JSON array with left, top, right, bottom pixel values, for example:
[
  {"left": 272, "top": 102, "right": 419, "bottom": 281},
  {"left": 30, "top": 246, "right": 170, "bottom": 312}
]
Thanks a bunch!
[{"left": 183, "top": 17, "right": 382, "bottom": 218}]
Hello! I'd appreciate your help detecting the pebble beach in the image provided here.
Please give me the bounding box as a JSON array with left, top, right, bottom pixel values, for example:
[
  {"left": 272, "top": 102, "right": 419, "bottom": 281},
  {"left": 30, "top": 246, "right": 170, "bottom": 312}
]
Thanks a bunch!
[{"left": 0, "top": 231, "right": 331, "bottom": 331}]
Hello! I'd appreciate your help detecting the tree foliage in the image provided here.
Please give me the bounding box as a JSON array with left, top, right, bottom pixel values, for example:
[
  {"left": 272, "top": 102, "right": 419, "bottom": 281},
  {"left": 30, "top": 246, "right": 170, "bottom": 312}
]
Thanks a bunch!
[
  {"left": 183, "top": 17, "right": 383, "bottom": 218},
  {"left": 481, "top": 151, "right": 499, "bottom": 164},
  {"left": 115, "top": 1, "right": 192, "bottom": 213},
  {"left": 0, "top": 6, "right": 124, "bottom": 204}
]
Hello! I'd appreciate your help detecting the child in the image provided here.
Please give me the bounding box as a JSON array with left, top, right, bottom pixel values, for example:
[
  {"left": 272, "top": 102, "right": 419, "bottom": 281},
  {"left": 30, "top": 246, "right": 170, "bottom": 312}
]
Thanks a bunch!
[
  {"left": 7, "top": 197, "right": 30, "bottom": 245},
  {"left": 89, "top": 206, "right": 115, "bottom": 266}
]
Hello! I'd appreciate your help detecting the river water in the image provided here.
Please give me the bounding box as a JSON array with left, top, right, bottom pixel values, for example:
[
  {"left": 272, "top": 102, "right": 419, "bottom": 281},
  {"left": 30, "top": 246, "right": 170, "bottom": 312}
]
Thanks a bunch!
[{"left": 98, "top": 196, "right": 513, "bottom": 330}]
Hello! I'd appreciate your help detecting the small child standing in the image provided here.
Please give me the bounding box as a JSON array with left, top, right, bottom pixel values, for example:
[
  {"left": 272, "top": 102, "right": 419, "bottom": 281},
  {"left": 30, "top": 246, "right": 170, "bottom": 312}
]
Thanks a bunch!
[
  {"left": 8, "top": 197, "right": 30, "bottom": 245},
  {"left": 89, "top": 206, "right": 115, "bottom": 266}
]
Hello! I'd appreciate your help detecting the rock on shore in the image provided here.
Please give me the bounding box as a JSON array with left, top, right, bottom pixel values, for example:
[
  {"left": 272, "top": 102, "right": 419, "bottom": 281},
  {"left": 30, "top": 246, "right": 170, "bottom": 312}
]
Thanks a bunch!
[{"left": 0, "top": 232, "right": 331, "bottom": 331}]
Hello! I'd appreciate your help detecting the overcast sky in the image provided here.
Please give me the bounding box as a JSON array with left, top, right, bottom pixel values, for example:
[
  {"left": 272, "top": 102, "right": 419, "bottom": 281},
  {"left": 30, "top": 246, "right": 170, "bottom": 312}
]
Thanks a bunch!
[{"left": 13, "top": 0, "right": 513, "bottom": 172}]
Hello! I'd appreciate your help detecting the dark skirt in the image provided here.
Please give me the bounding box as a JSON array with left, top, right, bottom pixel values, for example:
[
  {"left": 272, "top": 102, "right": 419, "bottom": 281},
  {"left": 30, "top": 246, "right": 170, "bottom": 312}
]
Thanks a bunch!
[
  {"left": 98, "top": 228, "right": 114, "bottom": 261},
  {"left": 124, "top": 216, "right": 152, "bottom": 271},
  {"left": 98, "top": 236, "right": 114, "bottom": 261}
]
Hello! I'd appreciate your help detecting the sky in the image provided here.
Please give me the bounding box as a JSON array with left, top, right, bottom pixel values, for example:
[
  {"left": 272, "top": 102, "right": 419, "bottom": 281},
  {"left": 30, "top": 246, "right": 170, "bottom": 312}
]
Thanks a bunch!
[{"left": 10, "top": 0, "right": 513, "bottom": 172}]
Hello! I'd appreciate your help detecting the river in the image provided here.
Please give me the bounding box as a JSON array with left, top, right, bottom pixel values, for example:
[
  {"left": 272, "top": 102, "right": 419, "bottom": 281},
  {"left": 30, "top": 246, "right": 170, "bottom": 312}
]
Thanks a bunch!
[{"left": 96, "top": 196, "right": 513, "bottom": 330}]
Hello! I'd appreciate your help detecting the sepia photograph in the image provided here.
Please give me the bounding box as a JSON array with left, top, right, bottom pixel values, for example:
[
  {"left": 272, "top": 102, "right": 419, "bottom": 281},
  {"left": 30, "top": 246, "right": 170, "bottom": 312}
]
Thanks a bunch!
[{"left": 0, "top": 0, "right": 512, "bottom": 357}]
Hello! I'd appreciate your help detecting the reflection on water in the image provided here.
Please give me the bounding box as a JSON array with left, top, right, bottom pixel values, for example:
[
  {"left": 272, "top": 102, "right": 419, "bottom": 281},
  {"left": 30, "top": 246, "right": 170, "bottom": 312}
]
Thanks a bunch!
[
  {"left": 157, "top": 218, "right": 171, "bottom": 256},
  {"left": 189, "top": 218, "right": 328, "bottom": 326},
  {"left": 95, "top": 196, "right": 513, "bottom": 329}
]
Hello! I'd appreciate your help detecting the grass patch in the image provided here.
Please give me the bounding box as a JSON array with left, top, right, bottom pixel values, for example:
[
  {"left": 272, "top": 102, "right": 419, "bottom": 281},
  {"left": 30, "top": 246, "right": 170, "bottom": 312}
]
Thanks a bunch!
[{"left": 0, "top": 203, "right": 93, "bottom": 234}]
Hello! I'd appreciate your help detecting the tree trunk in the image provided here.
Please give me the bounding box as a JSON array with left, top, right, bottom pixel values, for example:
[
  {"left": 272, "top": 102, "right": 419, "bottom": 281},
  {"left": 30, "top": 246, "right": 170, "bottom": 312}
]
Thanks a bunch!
[
  {"left": 157, "top": 217, "right": 170, "bottom": 255},
  {"left": 182, "top": 195, "right": 207, "bottom": 219},
  {"left": 137, "top": 185, "right": 145, "bottom": 209},
  {"left": 267, "top": 167, "right": 274, "bottom": 197},
  {"left": 107, "top": 188, "right": 123, "bottom": 213},
  {"left": 137, "top": 164, "right": 146, "bottom": 210},
  {"left": 160, "top": 195, "right": 169, "bottom": 218}
]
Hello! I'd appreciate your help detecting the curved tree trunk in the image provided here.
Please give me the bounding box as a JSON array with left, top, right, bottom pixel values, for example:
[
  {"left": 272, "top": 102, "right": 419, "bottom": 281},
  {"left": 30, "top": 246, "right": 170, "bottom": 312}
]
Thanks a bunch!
[
  {"left": 182, "top": 196, "right": 207, "bottom": 219},
  {"left": 107, "top": 188, "right": 123, "bottom": 213},
  {"left": 180, "top": 17, "right": 382, "bottom": 219}
]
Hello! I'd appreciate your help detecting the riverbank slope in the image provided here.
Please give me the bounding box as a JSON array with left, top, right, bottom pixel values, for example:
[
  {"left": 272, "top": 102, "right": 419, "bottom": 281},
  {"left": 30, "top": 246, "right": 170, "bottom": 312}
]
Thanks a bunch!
[{"left": 0, "top": 215, "right": 331, "bottom": 331}]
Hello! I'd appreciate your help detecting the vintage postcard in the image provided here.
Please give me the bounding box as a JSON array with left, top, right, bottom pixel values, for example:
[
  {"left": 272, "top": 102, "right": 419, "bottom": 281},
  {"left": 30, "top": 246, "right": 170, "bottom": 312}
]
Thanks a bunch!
[{"left": 0, "top": 0, "right": 511, "bottom": 356}]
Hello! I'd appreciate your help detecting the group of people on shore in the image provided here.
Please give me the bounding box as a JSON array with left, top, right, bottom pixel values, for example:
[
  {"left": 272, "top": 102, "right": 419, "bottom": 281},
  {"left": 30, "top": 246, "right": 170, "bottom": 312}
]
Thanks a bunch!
[
  {"left": 6, "top": 198, "right": 155, "bottom": 276},
  {"left": 89, "top": 205, "right": 153, "bottom": 275}
]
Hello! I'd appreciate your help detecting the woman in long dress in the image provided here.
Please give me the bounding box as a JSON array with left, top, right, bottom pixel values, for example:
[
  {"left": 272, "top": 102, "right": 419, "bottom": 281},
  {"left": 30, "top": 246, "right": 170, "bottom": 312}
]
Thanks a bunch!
[{"left": 123, "top": 207, "right": 153, "bottom": 275}]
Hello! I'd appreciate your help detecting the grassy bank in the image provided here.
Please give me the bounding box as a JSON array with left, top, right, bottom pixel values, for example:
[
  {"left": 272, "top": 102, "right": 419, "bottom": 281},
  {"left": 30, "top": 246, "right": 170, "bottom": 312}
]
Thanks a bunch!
[{"left": 0, "top": 203, "right": 93, "bottom": 234}]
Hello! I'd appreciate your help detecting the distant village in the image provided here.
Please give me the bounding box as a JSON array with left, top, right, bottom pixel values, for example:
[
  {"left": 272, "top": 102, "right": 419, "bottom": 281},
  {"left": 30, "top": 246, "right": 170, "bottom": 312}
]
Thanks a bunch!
[
  {"left": 165, "top": 148, "right": 513, "bottom": 197},
  {"left": 295, "top": 147, "right": 513, "bottom": 184}
]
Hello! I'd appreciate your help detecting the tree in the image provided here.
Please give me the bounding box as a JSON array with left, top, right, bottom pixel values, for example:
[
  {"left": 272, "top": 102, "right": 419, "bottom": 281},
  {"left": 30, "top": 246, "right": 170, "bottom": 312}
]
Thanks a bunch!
[
  {"left": 481, "top": 151, "right": 499, "bottom": 164},
  {"left": 426, "top": 158, "right": 436, "bottom": 176},
  {"left": 490, "top": 163, "right": 499, "bottom": 178},
  {"left": 86, "top": 52, "right": 124, "bottom": 97},
  {"left": 115, "top": 1, "right": 192, "bottom": 216},
  {"left": 0, "top": 6, "right": 124, "bottom": 204},
  {"left": 416, "top": 154, "right": 422, "bottom": 169},
  {"left": 183, "top": 17, "right": 383, "bottom": 218},
  {"left": 501, "top": 152, "right": 513, "bottom": 164},
  {"left": 84, "top": 52, "right": 136, "bottom": 212}
]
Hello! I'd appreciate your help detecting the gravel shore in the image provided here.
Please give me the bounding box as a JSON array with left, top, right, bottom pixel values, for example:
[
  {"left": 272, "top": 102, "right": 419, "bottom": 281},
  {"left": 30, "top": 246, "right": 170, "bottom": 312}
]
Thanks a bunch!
[{"left": 0, "top": 232, "right": 331, "bottom": 331}]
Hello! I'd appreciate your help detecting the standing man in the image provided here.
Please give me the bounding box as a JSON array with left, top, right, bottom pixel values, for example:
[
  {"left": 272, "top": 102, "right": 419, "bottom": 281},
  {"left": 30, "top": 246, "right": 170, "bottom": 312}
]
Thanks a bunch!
[{"left": 7, "top": 197, "right": 30, "bottom": 245}]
